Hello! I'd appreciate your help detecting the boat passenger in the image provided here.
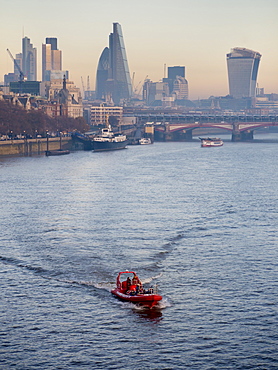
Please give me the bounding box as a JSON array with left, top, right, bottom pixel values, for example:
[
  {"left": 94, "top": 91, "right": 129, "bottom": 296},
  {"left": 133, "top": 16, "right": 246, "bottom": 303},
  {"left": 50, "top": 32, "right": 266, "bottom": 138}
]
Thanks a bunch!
[
  {"left": 132, "top": 274, "right": 143, "bottom": 292},
  {"left": 132, "top": 274, "right": 140, "bottom": 285},
  {"left": 121, "top": 280, "right": 128, "bottom": 291},
  {"left": 126, "top": 277, "right": 131, "bottom": 289}
]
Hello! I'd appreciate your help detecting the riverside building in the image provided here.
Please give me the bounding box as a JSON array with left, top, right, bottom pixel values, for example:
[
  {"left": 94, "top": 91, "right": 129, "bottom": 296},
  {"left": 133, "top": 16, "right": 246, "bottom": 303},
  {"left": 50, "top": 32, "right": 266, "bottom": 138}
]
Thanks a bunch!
[{"left": 90, "top": 104, "right": 123, "bottom": 126}]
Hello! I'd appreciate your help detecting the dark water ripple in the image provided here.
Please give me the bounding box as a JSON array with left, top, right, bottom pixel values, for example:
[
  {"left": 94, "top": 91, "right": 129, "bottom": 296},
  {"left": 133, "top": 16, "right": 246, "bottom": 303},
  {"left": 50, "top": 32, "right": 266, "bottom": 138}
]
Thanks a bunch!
[{"left": 1, "top": 137, "right": 278, "bottom": 369}]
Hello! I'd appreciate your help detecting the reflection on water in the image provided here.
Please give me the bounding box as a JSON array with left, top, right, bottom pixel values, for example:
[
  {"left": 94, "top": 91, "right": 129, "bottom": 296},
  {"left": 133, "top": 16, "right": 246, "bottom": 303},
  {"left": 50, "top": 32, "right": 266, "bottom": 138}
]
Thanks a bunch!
[{"left": 134, "top": 307, "right": 164, "bottom": 323}]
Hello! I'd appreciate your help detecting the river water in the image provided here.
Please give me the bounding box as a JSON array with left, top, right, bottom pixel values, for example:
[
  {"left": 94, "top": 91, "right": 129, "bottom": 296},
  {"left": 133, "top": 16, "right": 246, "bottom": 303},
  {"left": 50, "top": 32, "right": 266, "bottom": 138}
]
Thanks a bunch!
[{"left": 1, "top": 135, "right": 278, "bottom": 369}]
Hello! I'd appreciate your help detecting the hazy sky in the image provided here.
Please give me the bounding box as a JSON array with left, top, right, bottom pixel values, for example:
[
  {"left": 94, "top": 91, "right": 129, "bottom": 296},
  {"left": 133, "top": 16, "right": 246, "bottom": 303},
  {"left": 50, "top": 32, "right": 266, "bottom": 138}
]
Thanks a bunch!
[{"left": 1, "top": 0, "right": 277, "bottom": 99}]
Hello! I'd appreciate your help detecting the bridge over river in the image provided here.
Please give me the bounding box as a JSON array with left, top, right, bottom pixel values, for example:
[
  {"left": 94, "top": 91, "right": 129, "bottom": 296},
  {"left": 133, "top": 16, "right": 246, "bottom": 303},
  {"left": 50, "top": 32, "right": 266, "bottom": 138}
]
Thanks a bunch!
[{"left": 134, "top": 113, "right": 278, "bottom": 141}]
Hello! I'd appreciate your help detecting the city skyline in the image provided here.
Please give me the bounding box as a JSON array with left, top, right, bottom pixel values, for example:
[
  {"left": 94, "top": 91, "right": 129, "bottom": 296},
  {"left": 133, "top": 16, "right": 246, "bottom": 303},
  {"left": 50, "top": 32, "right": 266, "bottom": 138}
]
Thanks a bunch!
[{"left": 1, "top": 0, "right": 277, "bottom": 100}]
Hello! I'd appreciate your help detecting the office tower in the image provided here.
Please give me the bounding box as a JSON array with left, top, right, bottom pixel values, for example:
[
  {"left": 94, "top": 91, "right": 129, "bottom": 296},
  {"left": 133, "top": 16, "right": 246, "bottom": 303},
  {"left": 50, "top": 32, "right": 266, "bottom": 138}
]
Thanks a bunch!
[
  {"left": 168, "top": 66, "right": 185, "bottom": 80},
  {"left": 22, "top": 37, "right": 37, "bottom": 81},
  {"left": 226, "top": 47, "right": 261, "bottom": 98},
  {"left": 167, "top": 66, "right": 185, "bottom": 94},
  {"left": 172, "top": 76, "right": 188, "bottom": 99},
  {"left": 42, "top": 37, "right": 62, "bottom": 81},
  {"left": 46, "top": 37, "right": 57, "bottom": 50},
  {"left": 95, "top": 47, "right": 109, "bottom": 99},
  {"left": 95, "top": 23, "right": 132, "bottom": 104},
  {"left": 14, "top": 53, "right": 23, "bottom": 80},
  {"left": 108, "top": 23, "right": 132, "bottom": 102},
  {"left": 143, "top": 80, "right": 169, "bottom": 105}
]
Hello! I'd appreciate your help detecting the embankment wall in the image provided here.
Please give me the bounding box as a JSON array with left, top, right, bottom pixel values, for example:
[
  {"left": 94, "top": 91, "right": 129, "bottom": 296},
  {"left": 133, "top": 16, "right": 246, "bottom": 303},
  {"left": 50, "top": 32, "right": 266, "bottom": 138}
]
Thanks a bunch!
[{"left": 0, "top": 137, "right": 72, "bottom": 157}]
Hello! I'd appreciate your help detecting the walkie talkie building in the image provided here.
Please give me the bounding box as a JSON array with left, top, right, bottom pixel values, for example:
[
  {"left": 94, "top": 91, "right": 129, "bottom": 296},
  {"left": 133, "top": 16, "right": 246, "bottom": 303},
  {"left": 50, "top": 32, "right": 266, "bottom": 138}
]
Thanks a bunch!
[
  {"left": 226, "top": 47, "right": 261, "bottom": 98},
  {"left": 96, "top": 23, "right": 132, "bottom": 104}
]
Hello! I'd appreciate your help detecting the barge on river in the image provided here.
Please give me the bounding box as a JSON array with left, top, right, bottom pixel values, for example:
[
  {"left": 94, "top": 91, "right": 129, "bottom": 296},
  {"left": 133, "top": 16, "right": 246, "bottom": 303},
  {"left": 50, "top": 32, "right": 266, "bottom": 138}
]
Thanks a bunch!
[{"left": 199, "top": 137, "right": 223, "bottom": 147}]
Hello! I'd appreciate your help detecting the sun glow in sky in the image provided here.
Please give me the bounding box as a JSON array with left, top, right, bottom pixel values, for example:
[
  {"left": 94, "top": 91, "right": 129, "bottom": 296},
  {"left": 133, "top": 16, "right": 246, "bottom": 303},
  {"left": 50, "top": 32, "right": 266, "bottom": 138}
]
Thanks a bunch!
[{"left": 1, "top": 0, "right": 277, "bottom": 99}]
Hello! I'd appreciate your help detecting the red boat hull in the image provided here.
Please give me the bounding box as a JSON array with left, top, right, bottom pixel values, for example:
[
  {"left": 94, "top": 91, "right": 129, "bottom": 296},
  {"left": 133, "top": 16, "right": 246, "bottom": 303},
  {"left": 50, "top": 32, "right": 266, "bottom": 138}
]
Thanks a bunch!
[{"left": 111, "top": 288, "right": 162, "bottom": 308}]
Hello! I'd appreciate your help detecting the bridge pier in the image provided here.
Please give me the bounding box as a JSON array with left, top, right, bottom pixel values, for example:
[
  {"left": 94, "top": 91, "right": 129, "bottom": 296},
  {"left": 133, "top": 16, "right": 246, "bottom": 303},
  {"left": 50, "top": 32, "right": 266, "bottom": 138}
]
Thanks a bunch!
[
  {"left": 159, "top": 126, "right": 193, "bottom": 141},
  {"left": 173, "top": 129, "right": 193, "bottom": 141},
  {"left": 232, "top": 130, "right": 254, "bottom": 142}
]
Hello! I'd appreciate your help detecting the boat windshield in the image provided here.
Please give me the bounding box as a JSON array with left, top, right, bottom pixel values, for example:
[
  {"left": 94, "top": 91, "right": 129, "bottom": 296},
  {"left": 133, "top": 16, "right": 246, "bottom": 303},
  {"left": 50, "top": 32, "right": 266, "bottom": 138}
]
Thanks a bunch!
[{"left": 117, "top": 271, "right": 136, "bottom": 281}]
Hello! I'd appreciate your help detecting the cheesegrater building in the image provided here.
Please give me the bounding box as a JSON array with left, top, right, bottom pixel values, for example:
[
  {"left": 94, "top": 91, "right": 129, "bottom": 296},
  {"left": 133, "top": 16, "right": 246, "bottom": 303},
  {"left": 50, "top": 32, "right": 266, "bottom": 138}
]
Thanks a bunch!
[
  {"left": 226, "top": 47, "right": 261, "bottom": 98},
  {"left": 96, "top": 23, "right": 132, "bottom": 104}
]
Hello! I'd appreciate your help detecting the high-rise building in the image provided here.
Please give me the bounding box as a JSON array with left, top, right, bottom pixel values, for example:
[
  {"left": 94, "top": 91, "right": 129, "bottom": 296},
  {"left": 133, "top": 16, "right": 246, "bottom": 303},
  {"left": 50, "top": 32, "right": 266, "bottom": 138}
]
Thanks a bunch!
[
  {"left": 95, "top": 47, "right": 109, "bottom": 100},
  {"left": 172, "top": 76, "right": 188, "bottom": 99},
  {"left": 143, "top": 80, "right": 169, "bottom": 106},
  {"left": 45, "top": 37, "right": 57, "bottom": 50},
  {"left": 168, "top": 66, "right": 185, "bottom": 80},
  {"left": 226, "top": 47, "right": 261, "bottom": 98},
  {"left": 42, "top": 37, "right": 62, "bottom": 81},
  {"left": 95, "top": 23, "right": 132, "bottom": 104},
  {"left": 14, "top": 53, "right": 23, "bottom": 80},
  {"left": 166, "top": 66, "right": 186, "bottom": 94},
  {"left": 22, "top": 37, "right": 37, "bottom": 81}
]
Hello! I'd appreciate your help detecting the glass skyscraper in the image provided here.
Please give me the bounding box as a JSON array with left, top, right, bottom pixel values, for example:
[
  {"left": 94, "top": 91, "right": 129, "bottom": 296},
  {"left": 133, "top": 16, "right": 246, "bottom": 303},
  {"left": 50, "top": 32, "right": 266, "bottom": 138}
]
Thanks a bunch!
[
  {"left": 226, "top": 47, "right": 261, "bottom": 98},
  {"left": 96, "top": 23, "right": 132, "bottom": 104},
  {"left": 168, "top": 66, "right": 185, "bottom": 80},
  {"left": 167, "top": 66, "right": 186, "bottom": 94},
  {"left": 22, "top": 37, "right": 37, "bottom": 81},
  {"left": 95, "top": 47, "right": 109, "bottom": 100},
  {"left": 42, "top": 37, "right": 62, "bottom": 81}
]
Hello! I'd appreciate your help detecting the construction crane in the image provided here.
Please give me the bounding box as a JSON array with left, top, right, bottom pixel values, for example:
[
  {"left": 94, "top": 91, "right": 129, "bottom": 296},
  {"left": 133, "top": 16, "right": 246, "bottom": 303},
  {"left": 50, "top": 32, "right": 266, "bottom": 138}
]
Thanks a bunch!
[
  {"left": 131, "top": 72, "right": 135, "bottom": 92},
  {"left": 6, "top": 48, "right": 25, "bottom": 82},
  {"left": 81, "top": 76, "right": 85, "bottom": 97},
  {"left": 133, "top": 75, "right": 148, "bottom": 99}
]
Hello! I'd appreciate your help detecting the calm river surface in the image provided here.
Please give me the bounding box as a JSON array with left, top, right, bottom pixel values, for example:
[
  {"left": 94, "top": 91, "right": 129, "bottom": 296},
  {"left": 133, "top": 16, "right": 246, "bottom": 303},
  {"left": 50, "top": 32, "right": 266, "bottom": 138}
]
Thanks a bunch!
[{"left": 1, "top": 135, "right": 278, "bottom": 369}]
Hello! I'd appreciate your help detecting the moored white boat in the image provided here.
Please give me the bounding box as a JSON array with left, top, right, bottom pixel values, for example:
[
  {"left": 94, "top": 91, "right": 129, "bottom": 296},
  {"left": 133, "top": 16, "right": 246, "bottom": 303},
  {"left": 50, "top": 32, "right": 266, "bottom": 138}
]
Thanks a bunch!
[
  {"left": 139, "top": 137, "right": 152, "bottom": 145},
  {"left": 199, "top": 137, "right": 223, "bottom": 147},
  {"left": 93, "top": 125, "right": 127, "bottom": 152}
]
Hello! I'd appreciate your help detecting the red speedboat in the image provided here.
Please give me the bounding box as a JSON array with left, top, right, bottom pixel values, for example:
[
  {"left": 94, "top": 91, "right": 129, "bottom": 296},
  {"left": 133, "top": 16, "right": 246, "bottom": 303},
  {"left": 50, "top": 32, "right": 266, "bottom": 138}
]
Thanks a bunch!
[{"left": 111, "top": 271, "right": 162, "bottom": 308}]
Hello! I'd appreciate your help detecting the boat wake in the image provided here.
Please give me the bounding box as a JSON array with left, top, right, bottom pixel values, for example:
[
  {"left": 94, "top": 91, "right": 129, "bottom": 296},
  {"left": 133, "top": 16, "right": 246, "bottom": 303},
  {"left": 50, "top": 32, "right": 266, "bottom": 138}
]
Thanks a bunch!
[
  {"left": 157, "top": 297, "right": 171, "bottom": 309},
  {"left": 1, "top": 255, "right": 168, "bottom": 312},
  {"left": 0, "top": 255, "right": 114, "bottom": 292},
  {"left": 0, "top": 255, "right": 49, "bottom": 275},
  {"left": 141, "top": 272, "right": 163, "bottom": 285}
]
